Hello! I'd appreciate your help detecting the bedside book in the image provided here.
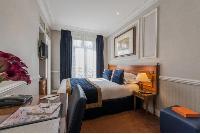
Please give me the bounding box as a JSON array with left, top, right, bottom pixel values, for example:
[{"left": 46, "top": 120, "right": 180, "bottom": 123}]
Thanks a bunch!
[
  {"left": 0, "top": 95, "right": 32, "bottom": 107},
  {"left": 172, "top": 106, "right": 200, "bottom": 118}
]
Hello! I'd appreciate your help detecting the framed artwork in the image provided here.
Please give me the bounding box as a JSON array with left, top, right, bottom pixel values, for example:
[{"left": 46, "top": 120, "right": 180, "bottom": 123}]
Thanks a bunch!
[{"left": 114, "top": 27, "right": 136, "bottom": 57}]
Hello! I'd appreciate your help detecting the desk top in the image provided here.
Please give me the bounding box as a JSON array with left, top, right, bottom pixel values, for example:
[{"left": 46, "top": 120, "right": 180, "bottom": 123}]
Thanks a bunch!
[{"left": 0, "top": 93, "right": 68, "bottom": 133}]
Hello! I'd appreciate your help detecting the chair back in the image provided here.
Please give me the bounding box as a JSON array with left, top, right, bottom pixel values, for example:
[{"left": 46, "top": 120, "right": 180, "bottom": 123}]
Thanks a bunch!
[{"left": 67, "top": 84, "right": 87, "bottom": 133}]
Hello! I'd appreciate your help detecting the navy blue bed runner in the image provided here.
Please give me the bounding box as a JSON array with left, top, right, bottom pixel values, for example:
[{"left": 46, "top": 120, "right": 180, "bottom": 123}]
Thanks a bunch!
[{"left": 70, "top": 78, "right": 98, "bottom": 104}]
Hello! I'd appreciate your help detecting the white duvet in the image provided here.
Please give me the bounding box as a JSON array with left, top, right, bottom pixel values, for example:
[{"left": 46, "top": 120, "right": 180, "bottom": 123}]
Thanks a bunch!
[{"left": 57, "top": 78, "right": 139, "bottom": 100}]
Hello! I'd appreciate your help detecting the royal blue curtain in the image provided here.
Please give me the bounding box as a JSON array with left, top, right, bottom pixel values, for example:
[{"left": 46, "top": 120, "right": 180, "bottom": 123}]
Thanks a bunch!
[
  {"left": 96, "top": 35, "right": 104, "bottom": 78},
  {"left": 60, "top": 30, "right": 72, "bottom": 82}
]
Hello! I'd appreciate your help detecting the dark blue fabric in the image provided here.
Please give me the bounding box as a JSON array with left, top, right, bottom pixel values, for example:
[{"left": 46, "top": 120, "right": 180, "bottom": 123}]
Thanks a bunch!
[
  {"left": 67, "top": 85, "right": 87, "bottom": 133},
  {"left": 60, "top": 30, "right": 72, "bottom": 82},
  {"left": 96, "top": 35, "right": 104, "bottom": 78},
  {"left": 160, "top": 107, "right": 200, "bottom": 133},
  {"left": 111, "top": 69, "right": 124, "bottom": 84},
  {"left": 102, "top": 69, "right": 113, "bottom": 80},
  {"left": 70, "top": 78, "right": 98, "bottom": 104}
]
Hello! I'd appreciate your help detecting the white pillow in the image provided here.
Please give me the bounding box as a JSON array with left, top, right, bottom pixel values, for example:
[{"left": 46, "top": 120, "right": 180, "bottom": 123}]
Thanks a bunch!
[
  {"left": 124, "top": 72, "right": 138, "bottom": 84},
  {"left": 124, "top": 72, "right": 137, "bottom": 79}
]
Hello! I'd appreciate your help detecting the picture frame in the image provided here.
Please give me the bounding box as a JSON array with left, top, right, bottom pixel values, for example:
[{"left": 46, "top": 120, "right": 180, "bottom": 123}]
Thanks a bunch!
[{"left": 114, "top": 26, "right": 136, "bottom": 57}]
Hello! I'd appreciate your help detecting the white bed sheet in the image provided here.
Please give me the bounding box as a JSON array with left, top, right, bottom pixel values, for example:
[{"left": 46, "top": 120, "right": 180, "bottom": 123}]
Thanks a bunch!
[{"left": 57, "top": 78, "right": 139, "bottom": 100}]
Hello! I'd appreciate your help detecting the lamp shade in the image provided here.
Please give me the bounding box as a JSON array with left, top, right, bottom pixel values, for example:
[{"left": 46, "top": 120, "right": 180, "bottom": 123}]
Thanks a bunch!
[{"left": 136, "top": 73, "right": 150, "bottom": 82}]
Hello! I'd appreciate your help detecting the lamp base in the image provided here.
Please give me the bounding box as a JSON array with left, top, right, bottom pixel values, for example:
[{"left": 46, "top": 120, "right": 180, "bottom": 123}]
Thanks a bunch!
[{"left": 138, "top": 82, "right": 144, "bottom": 91}]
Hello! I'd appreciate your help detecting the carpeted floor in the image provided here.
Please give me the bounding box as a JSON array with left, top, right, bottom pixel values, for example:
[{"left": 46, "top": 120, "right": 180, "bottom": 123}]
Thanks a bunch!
[{"left": 81, "top": 110, "right": 160, "bottom": 133}]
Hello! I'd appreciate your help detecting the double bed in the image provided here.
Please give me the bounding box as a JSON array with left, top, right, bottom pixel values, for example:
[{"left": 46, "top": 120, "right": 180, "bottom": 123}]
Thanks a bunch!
[
  {"left": 58, "top": 78, "right": 139, "bottom": 104},
  {"left": 58, "top": 64, "right": 160, "bottom": 118}
]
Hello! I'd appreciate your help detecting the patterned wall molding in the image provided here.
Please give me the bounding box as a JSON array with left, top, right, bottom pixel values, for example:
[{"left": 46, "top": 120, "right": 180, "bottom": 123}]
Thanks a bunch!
[
  {"left": 50, "top": 72, "right": 200, "bottom": 86},
  {"left": 0, "top": 75, "right": 40, "bottom": 95},
  {"left": 0, "top": 81, "right": 26, "bottom": 94},
  {"left": 160, "top": 76, "right": 200, "bottom": 86}
]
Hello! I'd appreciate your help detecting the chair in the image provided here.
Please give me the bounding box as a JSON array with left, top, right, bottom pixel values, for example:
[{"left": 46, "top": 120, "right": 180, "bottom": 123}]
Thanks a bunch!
[{"left": 67, "top": 84, "right": 87, "bottom": 133}]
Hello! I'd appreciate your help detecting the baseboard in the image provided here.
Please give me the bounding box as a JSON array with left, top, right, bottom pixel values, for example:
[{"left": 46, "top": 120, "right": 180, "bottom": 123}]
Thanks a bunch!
[
  {"left": 143, "top": 104, "right": 160, "bottom": 117},
  {"left": 51, "top": 70, "right": 59, "bottom": 73},
  {"left": 51, "top": 89, "right": 58, "bottom": 94}
]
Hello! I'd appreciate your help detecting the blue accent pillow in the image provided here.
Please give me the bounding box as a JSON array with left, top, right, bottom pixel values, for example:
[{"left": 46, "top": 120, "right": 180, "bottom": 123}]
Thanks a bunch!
[
  {"left": 102, "top": 69, "right": 113, "bottom": 80},
  {"left": 112, "top": 69, "right": 124, "bottom": 84}
]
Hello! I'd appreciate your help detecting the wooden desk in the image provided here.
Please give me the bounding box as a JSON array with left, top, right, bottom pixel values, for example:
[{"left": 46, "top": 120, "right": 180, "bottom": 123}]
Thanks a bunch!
[
  {"left": 0, "top": 93, "right": 68, "bottom": 133},
  {"left": 133, "top": 90, "right": 156, "bottom": 114}
]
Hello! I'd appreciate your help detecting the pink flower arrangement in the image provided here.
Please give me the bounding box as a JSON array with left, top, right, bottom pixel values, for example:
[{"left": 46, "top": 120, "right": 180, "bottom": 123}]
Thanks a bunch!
[{"left": 0, "top": 51, "right": 31, "bottom": 84}]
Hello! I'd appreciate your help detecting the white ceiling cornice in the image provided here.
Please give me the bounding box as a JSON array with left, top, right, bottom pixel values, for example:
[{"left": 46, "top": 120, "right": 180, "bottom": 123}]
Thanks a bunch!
[
  {"left": 36, "top": 0, "right": 54, "bottom": 26},
  {"left": 51, "top": 24, "right": 106, "bottom": 36},
  {"left": 37, "top": 0, "right": 158, "bottom": 37}
]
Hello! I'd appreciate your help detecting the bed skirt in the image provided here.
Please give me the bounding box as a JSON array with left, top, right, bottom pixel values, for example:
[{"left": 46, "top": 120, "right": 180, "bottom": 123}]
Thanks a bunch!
[{"left": 84, "top": 95, "right": 141, "bottom": 119}]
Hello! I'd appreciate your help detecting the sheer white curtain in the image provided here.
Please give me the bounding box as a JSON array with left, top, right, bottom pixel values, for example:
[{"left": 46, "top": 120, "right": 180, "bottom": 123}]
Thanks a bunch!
[{"left": 72, "top": 31, "right": 96, "bottom": 78}]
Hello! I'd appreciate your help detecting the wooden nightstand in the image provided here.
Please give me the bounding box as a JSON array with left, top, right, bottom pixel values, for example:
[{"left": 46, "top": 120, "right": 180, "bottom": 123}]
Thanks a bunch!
[{"left": 133, "top": 90, "right": 157, "bottom": 115}]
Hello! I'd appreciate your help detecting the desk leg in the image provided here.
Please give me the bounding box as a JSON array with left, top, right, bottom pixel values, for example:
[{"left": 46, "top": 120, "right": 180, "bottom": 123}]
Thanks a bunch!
[{"left": 134, "top": 95, "right": 136, "bottom": 111}]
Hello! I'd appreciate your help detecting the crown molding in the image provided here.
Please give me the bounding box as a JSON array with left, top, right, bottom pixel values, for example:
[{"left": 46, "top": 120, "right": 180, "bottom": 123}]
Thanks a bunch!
[
  {"left": 36, "top": 0, "right": 54, "bottom": 26},
  {"left": 51, "top": 24, "right": 106, "bottom": 36}
]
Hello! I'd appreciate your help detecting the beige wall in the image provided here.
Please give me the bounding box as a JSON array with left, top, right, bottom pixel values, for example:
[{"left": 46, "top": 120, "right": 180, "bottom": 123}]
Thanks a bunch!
[
  {"left": 107, "top": 0, "right": 200, "bottom": 114},
  {"left": 0, "top": 0, "right": 41, "bottom": 95},
  {"left": 158, "top": 0, "right": 200, "bottom": 80}
]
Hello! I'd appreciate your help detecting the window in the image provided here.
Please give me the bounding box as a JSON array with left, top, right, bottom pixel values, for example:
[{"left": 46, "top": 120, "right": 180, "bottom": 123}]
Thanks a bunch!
[{"left": 72, "top": 38, "right": 96, "bottom": 78}]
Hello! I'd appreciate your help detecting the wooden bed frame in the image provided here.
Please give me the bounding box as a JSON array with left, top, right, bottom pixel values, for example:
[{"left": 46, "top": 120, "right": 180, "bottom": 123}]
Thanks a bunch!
[{"left": 108, "top": 63, "right": 160, "bottom": 94}]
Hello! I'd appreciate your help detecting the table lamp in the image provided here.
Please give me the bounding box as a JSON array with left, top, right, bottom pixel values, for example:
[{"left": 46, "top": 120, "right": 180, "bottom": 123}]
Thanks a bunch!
[{"left": 136, "top": 73, "right": 150, "bottom": 90}]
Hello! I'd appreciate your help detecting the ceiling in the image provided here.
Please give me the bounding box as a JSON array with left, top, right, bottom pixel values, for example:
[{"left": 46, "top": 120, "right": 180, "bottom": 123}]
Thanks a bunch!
[{"left": 39, "top": 0, "right": 156, "bottom": 36}]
